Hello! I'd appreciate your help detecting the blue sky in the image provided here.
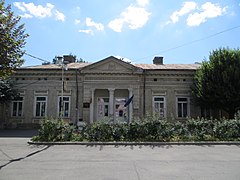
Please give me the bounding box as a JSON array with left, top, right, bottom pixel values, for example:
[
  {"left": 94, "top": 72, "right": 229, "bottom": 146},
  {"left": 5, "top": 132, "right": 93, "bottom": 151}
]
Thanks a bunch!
[{"left": 6, "top": 0, "right": 240, "bottom": 66}]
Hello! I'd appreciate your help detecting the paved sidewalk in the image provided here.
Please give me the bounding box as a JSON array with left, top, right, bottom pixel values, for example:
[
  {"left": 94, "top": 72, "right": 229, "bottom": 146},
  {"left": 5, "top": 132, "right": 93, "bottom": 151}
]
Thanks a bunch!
[{"left": 0, "top": 129, "right": 38, "bottom": 138}]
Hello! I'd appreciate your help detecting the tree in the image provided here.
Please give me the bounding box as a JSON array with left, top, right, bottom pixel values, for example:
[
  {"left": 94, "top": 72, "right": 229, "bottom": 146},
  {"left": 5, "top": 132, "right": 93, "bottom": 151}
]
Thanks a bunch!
[
  {"left": 0, "top": 79, "right": 19, "bottom": 104},
  {"left": 0, "top": 0, "right": 28, "bottom": 79},
  {"left": 192, "top": 47, "right": 240, "bottom": 119}
]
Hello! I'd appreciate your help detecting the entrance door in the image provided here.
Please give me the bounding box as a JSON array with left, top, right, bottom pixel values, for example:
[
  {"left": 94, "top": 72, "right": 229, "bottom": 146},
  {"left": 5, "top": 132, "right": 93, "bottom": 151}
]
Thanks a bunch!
[
  {"left": 115, "top": 97, "right": 128, "bottom": 123},
  {"left": 97, "top": 97, "right": 109, "bottom": 121}
]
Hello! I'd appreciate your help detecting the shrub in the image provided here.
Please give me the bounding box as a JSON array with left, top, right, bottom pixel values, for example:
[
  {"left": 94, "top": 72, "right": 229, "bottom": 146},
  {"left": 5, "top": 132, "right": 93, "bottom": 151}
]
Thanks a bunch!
[
  {"left": 214, "top": 119, "right": 240, "bottom": 140},
  {"left": 185, "top": 118, "right": 216, "bottom": 140},
  {"left": 32, "top": 116, "right": 240, "bottom": 142},
  {"left": 85, "top": 122, "right": 113, "bottom": 141},
  {"left": 32, "top": 118, "right": 77, "bottom": 142}
]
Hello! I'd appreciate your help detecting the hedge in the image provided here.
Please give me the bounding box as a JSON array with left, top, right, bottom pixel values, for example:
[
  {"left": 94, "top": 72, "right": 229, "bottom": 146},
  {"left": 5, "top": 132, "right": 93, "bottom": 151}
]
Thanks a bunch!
[{"left": 31, "top": 117, "right": 240, "bottom": 142}]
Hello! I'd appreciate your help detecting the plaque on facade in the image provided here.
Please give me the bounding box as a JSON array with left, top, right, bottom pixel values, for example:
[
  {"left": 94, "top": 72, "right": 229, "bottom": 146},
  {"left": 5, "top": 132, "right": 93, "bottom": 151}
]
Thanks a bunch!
[{"left": 83, "top": 102, "right": 90, "bottom": 108}]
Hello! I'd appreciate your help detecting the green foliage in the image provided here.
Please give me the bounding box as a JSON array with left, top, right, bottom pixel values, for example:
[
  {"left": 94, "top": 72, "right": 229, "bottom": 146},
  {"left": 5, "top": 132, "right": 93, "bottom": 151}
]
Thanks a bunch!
[
  {"left": 33, "top": 118, "right": 77, "bottom": 142},
  {"left": 32, "top": 116, "right": 240, "bottom": 142},
  {"left": 0, "top": 0, "right": 28, "bottom": 79},
  {"left": 185, "top": 118, "right": 216, "bottom": 140},
  {"left": 214, "top": 119, "right": 240, "bottom": 140},
  {"left": 0, "top": 79, "right": 19, "bottom": 104},
  {"left": 192, "top": 47, "right": 240, "bottom": 118}
]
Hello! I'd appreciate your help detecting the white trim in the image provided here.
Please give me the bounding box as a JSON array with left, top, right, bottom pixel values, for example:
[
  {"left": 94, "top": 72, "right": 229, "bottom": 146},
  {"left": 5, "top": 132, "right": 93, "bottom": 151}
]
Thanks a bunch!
[
  {"left": 34, "top": 96, "right": 48, "bottom": 118},
  {"left": 176, "top": 97, "right": 190, "bottom": 118},
  {"left": 152, "top": 96, "right": 167, "bottom": 118},
  {"left": 57, "top": 96, "right": 71, "bottom": 118},
  {"left": 11, "top": 97, "right": 24, "bottom": 117},
  {"left": 128, "top": 88, "right": 133, "bottom": 123},
  {"left": 90, "top": 88, "right": 95, "bottom": 123}
]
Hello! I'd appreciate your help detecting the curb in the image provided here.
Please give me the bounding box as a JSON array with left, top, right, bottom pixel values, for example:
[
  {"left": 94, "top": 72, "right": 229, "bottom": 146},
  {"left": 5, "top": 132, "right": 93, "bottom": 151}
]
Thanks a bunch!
[{"left": 28, "top": 141, "right": 240, "bottom": 146}]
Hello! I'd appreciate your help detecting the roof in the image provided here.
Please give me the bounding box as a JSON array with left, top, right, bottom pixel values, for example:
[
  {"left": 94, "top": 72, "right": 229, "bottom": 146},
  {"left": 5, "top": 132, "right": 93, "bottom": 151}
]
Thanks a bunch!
[
  {"left": 134, "top": 64, "right": 201, "bottom": 70},
  {"left": 20, "top": 57, "right": 201, "bottom": 71},
  {"left": 21, "top": 62, "right": 91, "bottom": 70}
]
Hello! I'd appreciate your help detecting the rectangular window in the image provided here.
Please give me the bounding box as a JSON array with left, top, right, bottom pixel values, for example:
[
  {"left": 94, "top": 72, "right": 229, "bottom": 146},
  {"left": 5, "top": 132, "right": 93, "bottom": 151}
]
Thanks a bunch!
[
  {"left": 58, "top": 96, "right": 70, "bottom": 118},
  {"left": 35, "top": 96, "right": 47, "bottom": 117},
  {"left": 153, "top": 96, "right": 166, "bottom": 118},
  {"left": 12, "top": 97, "right": 24, "bottom": 117},
  {"left": 177, "top": 97, "right": 189, "bottom": 118}
]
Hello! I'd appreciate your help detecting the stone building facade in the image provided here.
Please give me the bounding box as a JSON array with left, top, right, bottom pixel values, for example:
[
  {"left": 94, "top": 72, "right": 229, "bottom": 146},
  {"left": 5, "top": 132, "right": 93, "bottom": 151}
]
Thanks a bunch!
[{"left": 0, "top": 56, "right": 202, "bottom": 128}]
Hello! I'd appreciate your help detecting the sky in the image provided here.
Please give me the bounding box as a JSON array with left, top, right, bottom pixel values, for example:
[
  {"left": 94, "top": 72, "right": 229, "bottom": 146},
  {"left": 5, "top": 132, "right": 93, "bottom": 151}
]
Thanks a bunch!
[{"left": 5, "top": 0, "right": 240, "bottom": 66}]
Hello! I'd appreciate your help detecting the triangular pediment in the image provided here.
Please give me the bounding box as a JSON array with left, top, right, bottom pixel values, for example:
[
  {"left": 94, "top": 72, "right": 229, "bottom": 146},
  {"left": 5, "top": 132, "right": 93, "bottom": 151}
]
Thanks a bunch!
[{"left": 81, "top": 56, "right": 142, "bottom": 74}]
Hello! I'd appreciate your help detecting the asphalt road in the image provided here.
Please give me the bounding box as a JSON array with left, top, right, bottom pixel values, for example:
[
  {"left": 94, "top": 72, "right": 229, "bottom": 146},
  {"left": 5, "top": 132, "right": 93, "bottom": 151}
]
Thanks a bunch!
[{"left": 0, "top": 132, "right": 240, "bottom": 180}]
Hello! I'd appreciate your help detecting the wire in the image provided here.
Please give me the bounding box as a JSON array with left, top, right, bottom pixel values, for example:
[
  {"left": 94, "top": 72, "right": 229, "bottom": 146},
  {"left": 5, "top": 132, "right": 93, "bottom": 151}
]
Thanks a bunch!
[
  {"left": 136, "top": 25, "right": 240, "bottom": 61},
  {"left": 25, "top": 53, "right": 51, "bottom": 63},
  {"left": 24, "top": 25, "right": 240, "bottom": 64}
]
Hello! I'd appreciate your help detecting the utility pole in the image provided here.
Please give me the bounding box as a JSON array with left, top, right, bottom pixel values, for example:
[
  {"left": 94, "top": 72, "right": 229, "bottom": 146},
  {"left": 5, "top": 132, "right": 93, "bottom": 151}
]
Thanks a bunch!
[{"left": 57, "top": 56, "right": 68, "bottom": 119}]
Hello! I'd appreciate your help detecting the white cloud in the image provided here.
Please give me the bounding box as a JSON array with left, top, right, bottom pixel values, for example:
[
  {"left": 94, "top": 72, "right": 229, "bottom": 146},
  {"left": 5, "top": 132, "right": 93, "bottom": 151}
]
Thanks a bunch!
[
  {"left": 77, "top": 18, "right": 104, "bottom": 35},
  {"left": 13, "top": 2, "right": 65, "bottom": 21},
  {"left": 108, "top": 19, "right": 124, "bottom": 32},
  {"left": 170, "top": 2, "right": 197, "bottom": 23},
  {"left": 114, "top": 55, "right": 133, "bottom": 63},
  {"left": 108, "top": 4, "right": 151, "bottom": 32},
  {"left": 187, "top": 2, "right": 227, "bottom": 26},
  {"left": 75, "top": 19, "right": 81, "bottom": 25},
  {"left": 78, "top": 29, "right": 93, "bottom": 35},
  {"left": 123, "top": 6, "right": 151, "bottom": 29},
  {"left": 137, "top": 0, "right": 149, "bottom": 7},
  {"left": 55, "top": 10, "right": 65, "bottom": 22},
  {"left": 20, "top": 13, "right": 33, "bottom": 18},
  {"left": 13, "top": 2, "right": 26, "bottom": 12},
  {"left": 85, "top": 17, "right": 104, "bottom": 31}
]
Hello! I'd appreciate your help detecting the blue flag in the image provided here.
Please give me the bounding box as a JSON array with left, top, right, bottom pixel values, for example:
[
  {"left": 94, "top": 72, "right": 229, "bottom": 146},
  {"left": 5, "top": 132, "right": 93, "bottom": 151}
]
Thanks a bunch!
[{"left": 124, "top": 95, "right": 134, "bottom": 107}]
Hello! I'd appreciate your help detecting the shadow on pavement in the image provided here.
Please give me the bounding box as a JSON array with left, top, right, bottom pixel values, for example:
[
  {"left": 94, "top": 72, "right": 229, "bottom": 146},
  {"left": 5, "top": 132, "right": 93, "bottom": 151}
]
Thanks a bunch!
[
  {"left": 0, "top": 145, "right": 50, "bottom": 170},
  {"left": 0, "top": 129, "right": 38, "bottom": 138}
]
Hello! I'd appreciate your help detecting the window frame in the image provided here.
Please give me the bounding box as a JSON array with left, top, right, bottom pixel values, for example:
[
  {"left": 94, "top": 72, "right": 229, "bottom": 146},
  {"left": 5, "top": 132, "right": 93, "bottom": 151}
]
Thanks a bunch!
[
  {"left": 153, "top": 96, "right": 167, "bottom": 118},
  {"left": 58, "top": 96, "right": 71, "bottom": 118},
  {"left": 34, "top": 96, "right": 47, "bottom": 118},
  {"left": 11, "top": 97, "right": 24, "bottom": 117},
  {"left": 176, "top": 97, "right": 190, "bottom": 118},
  {"left": 97, "top": 97, "right": 109, "bottom": 120}
]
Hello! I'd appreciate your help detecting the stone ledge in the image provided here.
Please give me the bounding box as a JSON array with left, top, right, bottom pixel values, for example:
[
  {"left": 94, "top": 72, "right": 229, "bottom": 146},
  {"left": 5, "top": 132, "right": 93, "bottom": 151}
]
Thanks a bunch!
[{"left": 28, "top": 141, "right": 240, "bottom": 146}]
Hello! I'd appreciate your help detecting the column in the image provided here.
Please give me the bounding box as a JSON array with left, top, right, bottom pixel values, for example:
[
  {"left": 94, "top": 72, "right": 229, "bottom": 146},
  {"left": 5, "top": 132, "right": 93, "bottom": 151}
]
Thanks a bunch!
[
  {"left": 89, "top": 88, "right": 95, "bottom": 123},
  {"left": 108, "top": 88, "right": 115, "bottom": 121},
  {"left": 128, "top": 88, "right": 133, "bottom": 123}
]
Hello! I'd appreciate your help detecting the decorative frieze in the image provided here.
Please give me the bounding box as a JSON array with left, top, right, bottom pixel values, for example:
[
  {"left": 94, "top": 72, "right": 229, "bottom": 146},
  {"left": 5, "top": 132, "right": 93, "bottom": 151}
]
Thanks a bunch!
[
  {"left": 152, "top": 91, "right": 167, "bottom": 96},
  {"left": 34, "top": 90, "right": 48, "bottom": 95},
  {"left": 57, "top": 90, "right": 72, "bottom": 95},
  {"left": 175, "top": 90, "right": 191, "bottom": 96},
  {"left": 84, "top": 76, "right": 139, "bottom": 81}
]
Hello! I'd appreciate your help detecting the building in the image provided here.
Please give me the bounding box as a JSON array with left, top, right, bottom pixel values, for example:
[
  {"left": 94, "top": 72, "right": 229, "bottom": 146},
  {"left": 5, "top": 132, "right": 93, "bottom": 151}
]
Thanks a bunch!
[{"left": 0, "top": 56, "right": 203, "bottom": 128}]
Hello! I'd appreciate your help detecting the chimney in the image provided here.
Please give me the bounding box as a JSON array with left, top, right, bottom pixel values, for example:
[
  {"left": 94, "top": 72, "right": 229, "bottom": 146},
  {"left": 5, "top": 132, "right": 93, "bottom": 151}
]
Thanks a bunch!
[
  {"left": 153, "top": 56, "right": 163, "bottom": 65},
  {"left": 63, "top": 55, "right": 76, "bottom": 63}
]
